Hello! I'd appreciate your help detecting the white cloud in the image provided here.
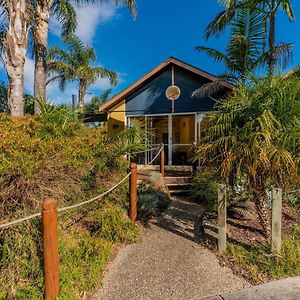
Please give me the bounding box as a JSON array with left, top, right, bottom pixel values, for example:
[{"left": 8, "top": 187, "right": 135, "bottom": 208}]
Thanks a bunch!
[{"left": 49, "top": 3, "right": 116, "bottom": 44}]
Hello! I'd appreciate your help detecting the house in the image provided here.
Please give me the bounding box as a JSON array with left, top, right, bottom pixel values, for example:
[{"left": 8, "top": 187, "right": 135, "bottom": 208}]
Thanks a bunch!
[{"left": 100, "top": 57, "right": 232, "bottom": 166}]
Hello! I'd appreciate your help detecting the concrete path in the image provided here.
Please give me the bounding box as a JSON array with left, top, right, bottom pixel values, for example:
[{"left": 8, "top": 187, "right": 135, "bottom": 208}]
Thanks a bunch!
[
  {"left": 90, "top": 197, "right": 250, "bottom": 300},
  {"left": 204, "top": 276, "right": 300, "bottom": 300}
]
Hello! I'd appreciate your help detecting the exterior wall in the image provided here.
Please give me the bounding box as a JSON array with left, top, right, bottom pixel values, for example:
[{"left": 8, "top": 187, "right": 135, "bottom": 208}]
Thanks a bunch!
[
  {"left": 125, "top": 65, "right": 219, "bottom": 116},
  {"left": 107, "top": 101, "right": 125, "bottom": 135}
]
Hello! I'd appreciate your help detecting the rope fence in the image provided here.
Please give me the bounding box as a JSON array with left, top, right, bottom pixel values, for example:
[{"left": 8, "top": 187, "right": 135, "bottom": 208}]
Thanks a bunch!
[
  {"left": 0, "top": 145, "right": 166, "bottom": 299},
  {"left": 0, "top": 145, "right": 164, "bottom": 230}
]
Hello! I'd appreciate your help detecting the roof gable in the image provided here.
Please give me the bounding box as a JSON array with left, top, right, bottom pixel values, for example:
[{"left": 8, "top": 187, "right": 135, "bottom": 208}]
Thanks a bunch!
[{"left": 100, "top": 57, "right": 233, "bottom": 112}]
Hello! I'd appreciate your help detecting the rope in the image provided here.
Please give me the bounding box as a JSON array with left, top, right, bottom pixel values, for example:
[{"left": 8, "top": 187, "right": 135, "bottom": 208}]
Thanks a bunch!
[
  {"left": 58, "top": 173, "right": 131, "bottom": 213},
  {"left": 0, "top": 212, "right": 41, "bottom": 230},
  {"left": 145, "top": 146, "right": 163, "bottom": 166},
  {"left": 0, "top": 173, "right": 131, "bottom": 230},
  {"left": 0, "top": 146, "right": 164, "bottom": 230}
]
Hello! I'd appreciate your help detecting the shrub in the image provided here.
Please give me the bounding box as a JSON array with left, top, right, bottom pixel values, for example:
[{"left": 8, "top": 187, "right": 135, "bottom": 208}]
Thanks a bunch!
[
  {"left": 137, "top": 185, "right": 171, "bottom": 222},
  {"left": 90, "top": 205, "right": 139, "bottom": 244},
  {"left": 191, "top": 169, "right": 218, "bottom": 211},
  {"left": 0, "top": 113, "right": 145, "bottom": 298}
]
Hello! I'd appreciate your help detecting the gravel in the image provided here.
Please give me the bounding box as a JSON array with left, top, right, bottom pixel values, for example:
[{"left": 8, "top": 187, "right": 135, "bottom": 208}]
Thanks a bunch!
[{"left": 90, "top": 197, "right": 250, "bottom": 300}]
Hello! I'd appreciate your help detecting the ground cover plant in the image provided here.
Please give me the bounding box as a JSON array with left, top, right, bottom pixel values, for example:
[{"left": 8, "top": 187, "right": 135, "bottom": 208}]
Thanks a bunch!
[
  {"left": 0, "top": 110, "right": 145, "bottom": 299},
  {"left": 137, "top": 183, "right": 171, "bottom": 223}
]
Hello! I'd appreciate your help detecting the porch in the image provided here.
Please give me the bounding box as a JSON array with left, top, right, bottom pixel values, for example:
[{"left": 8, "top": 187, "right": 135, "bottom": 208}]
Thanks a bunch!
[{"left": 128, "top": 113, "right": 205, "bottom": 166}]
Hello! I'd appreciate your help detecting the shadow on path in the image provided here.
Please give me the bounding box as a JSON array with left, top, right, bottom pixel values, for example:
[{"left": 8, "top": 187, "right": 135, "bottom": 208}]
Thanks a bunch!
[{"left": 152, "top": 196, "right": 204, "bottom": 244}]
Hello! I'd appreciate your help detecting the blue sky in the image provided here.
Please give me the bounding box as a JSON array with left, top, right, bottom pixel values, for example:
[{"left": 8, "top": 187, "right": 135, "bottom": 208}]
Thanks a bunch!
[{"left": 1, "top": 0, "right": 300, "bottom": 104}]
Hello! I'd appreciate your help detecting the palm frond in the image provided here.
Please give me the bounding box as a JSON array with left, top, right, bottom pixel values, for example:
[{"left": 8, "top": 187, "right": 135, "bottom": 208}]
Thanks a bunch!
[{"left": 51, "top": 0, "right": 77, "bottom": 36}]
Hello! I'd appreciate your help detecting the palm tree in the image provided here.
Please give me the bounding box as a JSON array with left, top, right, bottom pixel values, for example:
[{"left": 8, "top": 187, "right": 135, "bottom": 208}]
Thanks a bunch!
[
  {"left": 195, "top": 76, "right": 300, "bottom": 238},
  {"left": 205, "top": 0, "right": 295, "bottom": 77},
  {"left": 32, "top": 0, "right": 136, "bottom": 115},
  {"left": 84, "top": 88, "right": 112, "bottom": 112},
  {"left": 32, "top": 0, "right": 77, "bottom": 115},
  {"left": 4, "top": 0, "right": 30, "bottom": 116},
  {"left": 194, "top": 9, "right": 265, "bottom": 96},
  {"left": 47, "top": 35, "right": 117, "bottom": 108}
]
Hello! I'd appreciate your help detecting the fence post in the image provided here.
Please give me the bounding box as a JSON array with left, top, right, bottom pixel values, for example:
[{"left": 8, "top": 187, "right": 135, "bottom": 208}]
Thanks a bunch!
[
  {"left": 129, "top": 163, "right": 138, "bottom": 221},
  {"left": 272, "top": 188, "right": 282, "bottom": 254},
  {"left": 160, "top": 144, "right": 165, "bottom": 178},
  {"left": 218, "top": 184, "right": 227, "bottom": 254},
  {"left": 42, "top": 198, "right": 60, "bottom": 300}
]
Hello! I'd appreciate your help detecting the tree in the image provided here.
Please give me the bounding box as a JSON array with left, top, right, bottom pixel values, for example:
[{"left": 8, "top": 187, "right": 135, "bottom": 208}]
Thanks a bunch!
[
  {"left": 32, "top": 0, "right": 136, "bottom": 115},
  {"left": 205, "top": 0, "right": 295, "bottom": 77},
  {"left": 194, "top": 9, "right": 265, "bottom": 96},
  {"left": 47, "top": 35, "right": 117, "bottom": 108},
  {"left": 32, "top": 0, "right": 77, "bottom": 115},
  {"left": 4, "top": 0, "right": 30, "bottom": 116},
  {"left": 195, "top": 76, "right": 300, "bottom": 238},
  {"left": 84, "top": 88, "right": 112, "bottom": 112},
  {"left": 0, "top": 80, "right": 35, "bottom": 114}
]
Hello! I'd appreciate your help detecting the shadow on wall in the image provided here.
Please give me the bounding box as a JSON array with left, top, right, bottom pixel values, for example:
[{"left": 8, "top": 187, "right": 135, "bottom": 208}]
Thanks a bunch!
[{"left": 107, "top": 117, "right": 125, "bottom": 135}]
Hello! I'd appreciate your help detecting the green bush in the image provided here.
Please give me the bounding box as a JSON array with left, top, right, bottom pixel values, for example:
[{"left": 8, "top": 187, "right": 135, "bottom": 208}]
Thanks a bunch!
[
  {"left": 226, "top": 227, "right": 300, "bottom": 283},
  {"left": 90, "top": 205, "right": 139, "bottom": 243},
  {"left": 191, "top": 169, "right": 218, "bottom": 211},
  {"left": 137, "top": 185, "right": 171, "bottom": 221},
  {"left": 0, "top": 112, "right": 145, "bottom": 299}
]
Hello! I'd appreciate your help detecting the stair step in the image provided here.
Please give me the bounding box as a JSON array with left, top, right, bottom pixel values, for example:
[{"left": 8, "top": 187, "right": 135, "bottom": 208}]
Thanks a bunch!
[
  {"left": 164, "top": 177, "right": 192, "bottom": 184},
  {"left": 170, "top": 189, "right": 192, "bottom": 195},
  {"left": 167, "top": 183, "right": 192, "bottom": 187},
  {"left": 167, "top": 184, "right": 191, "bottom": 190}
]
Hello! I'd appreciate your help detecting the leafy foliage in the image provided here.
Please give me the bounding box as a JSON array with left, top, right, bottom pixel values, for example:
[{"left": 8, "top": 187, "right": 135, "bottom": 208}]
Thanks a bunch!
[
  {"left": 196, "top": 8, "right": 265, "bottom": 85},
  {"left": 191, "top": 169, "right": 219, "bottom": 211},
  {"left": 84, "top": 89, "right": 112, "bottom": 112},
  {"left": 47, "top": 35, "right": 117, "bottom": 106},
  {"left": 195, "top": 76, "right": 300, "bottom": 235},
  {"left": 90, "top": 205, "right": 139, "bottom": 243},
  {"left": 0, "top": 112, "right": 145, "bottom": 298},
  {"left": 137, "top": 185, "right": 171, "bottom": 222},
  {"left": 204, "top": 0, "right": 295, "bottom": 76},
  {"left": 0, "top": 81, "right": 34, "bottom": 114}
]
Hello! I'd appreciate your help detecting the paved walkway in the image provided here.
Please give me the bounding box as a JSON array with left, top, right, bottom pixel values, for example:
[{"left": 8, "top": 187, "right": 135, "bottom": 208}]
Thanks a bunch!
[
  {"left": 90, "top": 197, "right": 250, "bottom": 300},
  {"left": 204, "top": 276, "right": 300, "bottom": 300}
]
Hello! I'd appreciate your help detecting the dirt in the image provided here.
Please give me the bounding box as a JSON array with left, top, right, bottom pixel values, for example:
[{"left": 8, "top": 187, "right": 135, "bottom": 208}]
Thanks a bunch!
[{"left": 227, "top": 202, "right": 300, "bottom": 246}]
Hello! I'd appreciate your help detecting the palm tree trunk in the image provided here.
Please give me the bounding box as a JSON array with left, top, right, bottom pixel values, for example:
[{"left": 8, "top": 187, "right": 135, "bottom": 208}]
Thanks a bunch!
[
  {"left": 268, "top": 12, "right": 276, "bottom": 77},
  {"left": 78, "top": 80, "right": 87, "bottom": 110},
  {"left": 34, "top": 3, "right": 51, "bottom": 115},
  {"left": 253, "top": 186, "right": 271, "bottom": 239},
  {"left": 5, "top": 0, "right": 29, "bottom": 116}
]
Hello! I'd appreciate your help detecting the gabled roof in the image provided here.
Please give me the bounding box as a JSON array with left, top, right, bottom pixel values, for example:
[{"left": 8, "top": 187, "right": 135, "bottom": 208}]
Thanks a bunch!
[{"left": 100, "top": 57, "right": 234, "bottom": 112}]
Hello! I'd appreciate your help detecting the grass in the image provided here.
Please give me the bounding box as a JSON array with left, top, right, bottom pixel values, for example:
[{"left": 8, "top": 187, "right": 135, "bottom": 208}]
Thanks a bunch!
[
  {"left": 226, "top": 227, "right": 300, "bottom": 283},
  {"left": 0, "top": 204, "right": 139, "bottom": 299}
]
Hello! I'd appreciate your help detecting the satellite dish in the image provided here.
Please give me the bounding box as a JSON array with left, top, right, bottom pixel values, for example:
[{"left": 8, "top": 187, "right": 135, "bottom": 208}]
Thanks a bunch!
[{"left": 166, "top": 85, "right": 181, "bottom": 101}]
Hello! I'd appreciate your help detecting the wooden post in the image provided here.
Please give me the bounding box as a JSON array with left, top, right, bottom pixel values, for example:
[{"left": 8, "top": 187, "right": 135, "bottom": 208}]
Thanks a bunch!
[
  {"left": 160, "top": 144, "right": 165, "bottom": 178},
  {"left": 129, "top": 163, "right": 138, "bottom": 221},
  {"left": 42, "top": 198, "right": 59, "bottom": 300},
  {"left": 272, "top": 188, "right": 282, "bottom": 254},
  {"left": 218, "top": 184, "right": 227, "bottom": 254}
]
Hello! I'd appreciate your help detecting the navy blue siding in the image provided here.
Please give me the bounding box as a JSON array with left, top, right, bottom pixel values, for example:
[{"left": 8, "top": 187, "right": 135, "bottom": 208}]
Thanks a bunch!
[{"left": 125, "top": 65, "right": 219, "bottom": 116}]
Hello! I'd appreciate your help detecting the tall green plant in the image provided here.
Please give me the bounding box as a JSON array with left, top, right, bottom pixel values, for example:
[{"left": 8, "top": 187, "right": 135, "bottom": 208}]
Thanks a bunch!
[
  {"left": 195, "top": 76, "right": 300, "bottom": 238},
  {"left": 195, "top": 8, "right": 265, "bottom": 96},
  {"left": 32, "top": 0, "right": 136, "bottom": 115},
  {"left": 205, "top": 0, "right": 295, "bottom": 77},
  {"left": 47, "top": 35, "right": 117, "bottom": 109}
]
